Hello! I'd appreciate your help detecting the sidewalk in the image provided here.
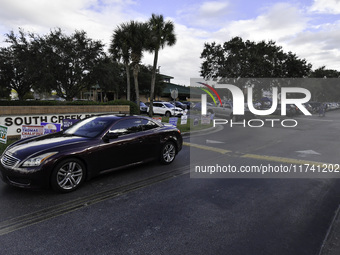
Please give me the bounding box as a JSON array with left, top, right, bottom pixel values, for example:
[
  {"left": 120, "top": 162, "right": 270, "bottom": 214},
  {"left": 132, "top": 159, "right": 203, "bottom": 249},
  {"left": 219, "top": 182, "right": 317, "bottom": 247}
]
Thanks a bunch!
[{"left": 319, "top": 205, "right": 340, "bottom": 255}]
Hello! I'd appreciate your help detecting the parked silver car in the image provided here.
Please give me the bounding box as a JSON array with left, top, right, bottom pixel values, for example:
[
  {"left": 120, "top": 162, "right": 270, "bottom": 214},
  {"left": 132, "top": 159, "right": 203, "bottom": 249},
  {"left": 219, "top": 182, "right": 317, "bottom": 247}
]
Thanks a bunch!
[{"left": 206, "top": 101, "right": 255, "bottom": 120}]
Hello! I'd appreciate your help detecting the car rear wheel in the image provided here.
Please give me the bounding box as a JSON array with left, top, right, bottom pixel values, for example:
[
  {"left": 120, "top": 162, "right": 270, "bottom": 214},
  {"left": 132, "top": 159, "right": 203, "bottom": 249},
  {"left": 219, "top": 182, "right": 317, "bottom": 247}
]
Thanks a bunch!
[
  {"left": 160, "top": 141, "right": 176, "bottom": 164},
  {"left": 51, "top": 158, "right": 86, "bottom": 193}
]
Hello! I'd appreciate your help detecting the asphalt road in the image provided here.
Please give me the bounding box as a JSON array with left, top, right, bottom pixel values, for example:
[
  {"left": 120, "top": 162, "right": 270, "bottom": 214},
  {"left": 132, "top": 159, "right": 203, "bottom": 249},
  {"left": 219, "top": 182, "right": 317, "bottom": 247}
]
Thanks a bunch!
[{"left": 0, "top": 111, "right": 340, "bottom": 255}]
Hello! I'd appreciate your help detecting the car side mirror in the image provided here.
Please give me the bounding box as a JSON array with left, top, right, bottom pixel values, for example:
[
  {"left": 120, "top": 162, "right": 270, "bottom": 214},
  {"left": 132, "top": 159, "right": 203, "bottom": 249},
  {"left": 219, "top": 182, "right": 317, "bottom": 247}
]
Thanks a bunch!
[{"left": 103, "top": 132, "right": 118, "bottom": 142}]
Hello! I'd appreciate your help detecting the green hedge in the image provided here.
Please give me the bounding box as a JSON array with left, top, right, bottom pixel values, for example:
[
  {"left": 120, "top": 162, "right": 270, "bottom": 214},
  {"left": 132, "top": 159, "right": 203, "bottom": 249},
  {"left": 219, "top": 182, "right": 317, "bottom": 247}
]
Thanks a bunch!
[
  {"left": 0, "top": 100, "right": 139, "bottom": 114},
  {"left": 104, "top": 100, "right": 139, "bottom": 115},
  {"left": 0, "top": 100, "right": 95, "bottom": 106}
]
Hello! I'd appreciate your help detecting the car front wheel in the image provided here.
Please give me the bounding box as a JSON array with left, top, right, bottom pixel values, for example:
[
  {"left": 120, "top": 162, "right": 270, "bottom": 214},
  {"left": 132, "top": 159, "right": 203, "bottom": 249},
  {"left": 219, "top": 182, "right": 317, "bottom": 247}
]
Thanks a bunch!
[
  {"left": 51, "top": 158, "right": 86, "bottom": 193},
  {"left": 160, "top": 141, "right": 176, "bottom": 164}
]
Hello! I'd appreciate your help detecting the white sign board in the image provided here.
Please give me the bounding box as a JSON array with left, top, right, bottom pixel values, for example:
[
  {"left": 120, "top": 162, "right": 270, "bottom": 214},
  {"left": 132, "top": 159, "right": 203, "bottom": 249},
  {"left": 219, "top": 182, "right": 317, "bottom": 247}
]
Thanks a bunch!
[
  {"left": 201, "top": 116, "right": 211, "bottom": 125},
  {"left": 181, "top": 115, "right": 188, "bottom": 125},
  {"left": 0, "top": 125, "right": 8, "bottom": 144},
  {"left": 21, "top": 125, "right": 44, "bottom": 139},
  {"left": 0, "top": 112, "right": 110, "bottom": 136}
]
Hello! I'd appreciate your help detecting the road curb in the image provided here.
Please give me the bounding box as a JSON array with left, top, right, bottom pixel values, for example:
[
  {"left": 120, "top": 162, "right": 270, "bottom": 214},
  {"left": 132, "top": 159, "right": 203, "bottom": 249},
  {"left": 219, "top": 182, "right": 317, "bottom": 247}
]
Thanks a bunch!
[
  {"left": 319, "top": 205, "right": 340, "bottom": 255},
  {"left": 182, "top": 125, "right": 223, "bottom": 137}
]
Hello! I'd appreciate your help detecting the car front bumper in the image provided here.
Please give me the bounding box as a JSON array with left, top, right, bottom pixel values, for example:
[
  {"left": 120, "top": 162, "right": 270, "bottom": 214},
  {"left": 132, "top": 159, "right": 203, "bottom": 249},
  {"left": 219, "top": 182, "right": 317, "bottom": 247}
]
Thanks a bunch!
[{"left": 0, "top": 163, "right": 52, "bottom": 189}]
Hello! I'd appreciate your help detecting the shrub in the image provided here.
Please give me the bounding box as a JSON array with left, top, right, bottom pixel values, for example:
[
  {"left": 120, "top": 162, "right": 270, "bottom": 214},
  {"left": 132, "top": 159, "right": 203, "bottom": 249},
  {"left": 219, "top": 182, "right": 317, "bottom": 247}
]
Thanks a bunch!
[
  {"left": 0, "top": 99, "right": 138, "bottom": 114},
  {"left": 105, "top": 100, "right": 139, "bottom": 115}
]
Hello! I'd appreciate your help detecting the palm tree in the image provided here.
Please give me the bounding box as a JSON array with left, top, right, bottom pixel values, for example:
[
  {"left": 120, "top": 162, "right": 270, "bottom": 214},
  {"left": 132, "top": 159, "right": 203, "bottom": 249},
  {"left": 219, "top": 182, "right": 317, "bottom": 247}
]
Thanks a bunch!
[
  {"left": 110, "top": 24, "right": 132, "bottom": 101},
  {"left": 110, "top": 21, "right": 149, "bottom": 110},
  {"left": 127, "top": 21, "right": 149, "bottom": 112},
  {"left": 147, "top": 14, "right": 176, "bottom": 117}
]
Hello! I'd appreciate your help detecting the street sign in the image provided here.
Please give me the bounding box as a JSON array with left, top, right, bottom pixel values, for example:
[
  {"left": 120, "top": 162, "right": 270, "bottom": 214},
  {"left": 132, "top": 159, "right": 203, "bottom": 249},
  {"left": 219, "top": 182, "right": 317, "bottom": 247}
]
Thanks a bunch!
[
  {"left": 0, "top": 125, "right": 8, "bottom": 144},
  {"left": 170, "top": 89, "right": 178, "bottom": 100},
  {"left": 169, "top": 117, "right": 178, "bottom": 127}
]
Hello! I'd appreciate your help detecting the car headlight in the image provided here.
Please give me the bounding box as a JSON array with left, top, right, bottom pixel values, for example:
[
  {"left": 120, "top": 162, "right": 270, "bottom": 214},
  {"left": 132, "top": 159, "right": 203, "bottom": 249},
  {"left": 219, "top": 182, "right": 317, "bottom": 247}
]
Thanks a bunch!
[{"left": 22, "top": 152, "right": 58, "bottom": 167}]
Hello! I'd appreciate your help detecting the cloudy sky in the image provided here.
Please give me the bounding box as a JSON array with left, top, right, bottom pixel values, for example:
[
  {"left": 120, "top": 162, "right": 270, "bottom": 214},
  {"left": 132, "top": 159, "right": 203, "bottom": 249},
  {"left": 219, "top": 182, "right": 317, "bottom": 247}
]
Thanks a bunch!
[{"left": 0, "top": 0, "right": 339, "bottom": 85}]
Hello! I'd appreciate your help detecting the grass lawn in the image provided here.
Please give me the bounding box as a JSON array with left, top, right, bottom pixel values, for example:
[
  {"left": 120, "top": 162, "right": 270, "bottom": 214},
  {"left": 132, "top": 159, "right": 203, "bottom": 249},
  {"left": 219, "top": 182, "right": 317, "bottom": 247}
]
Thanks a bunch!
[
  {"left": 160, "top": 116, "right": 213, "bottom": 133},
  {"left": 0, "top": 138, "right": 17, "bottom": 154}
]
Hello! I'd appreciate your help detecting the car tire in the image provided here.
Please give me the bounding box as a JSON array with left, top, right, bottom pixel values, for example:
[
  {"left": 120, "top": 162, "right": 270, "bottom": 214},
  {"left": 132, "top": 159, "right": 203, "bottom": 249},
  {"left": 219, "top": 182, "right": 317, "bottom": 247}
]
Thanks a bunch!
[
  {"left": 51, "top": 158, "right": 86, "bottom": 193},
  {"left": 160, "top": 141, "right": 176, "bottom": 165},
  {"left": 165, "top": 111, "right": 171, "bottom": 117}
]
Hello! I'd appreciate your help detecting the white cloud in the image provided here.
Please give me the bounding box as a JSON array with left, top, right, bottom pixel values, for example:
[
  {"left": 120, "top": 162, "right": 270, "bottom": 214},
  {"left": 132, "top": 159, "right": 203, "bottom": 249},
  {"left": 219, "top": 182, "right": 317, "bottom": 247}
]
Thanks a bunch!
[
  {"left": 0, "top": 0, "right": 339, "bottom": 86},
  {"left": 176, "top": 1, "right": 232, "bottom": 29},
  {"left": 0, "top": 0, "right": 137, "bottom": 48},
  {"left": 200, "top": 2, "right": 340, "bottom": 72},
  {"left": 214, "top": 3, "right": 308, "bottom": 42},
  {"left": 285, "top": 22, "right": 340, "bottom": 70},
  {"left": 199, "top": 1, "right": 230, "bottom": 16},
  {"left": 144, "top": 24, "right": 209, "bottom": 85},
  {"left": 309, "top": 0, "right": 340, "bottom": 14},
  {"left": 0, "top": 0, "right": 93, "bottom": 27}
]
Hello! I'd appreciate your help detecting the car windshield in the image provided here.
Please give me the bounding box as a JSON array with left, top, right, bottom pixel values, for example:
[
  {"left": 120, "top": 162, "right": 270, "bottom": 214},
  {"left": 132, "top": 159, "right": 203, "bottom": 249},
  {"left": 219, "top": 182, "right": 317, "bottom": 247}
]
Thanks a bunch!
[
  {"left": 164, "top": 103, "right": 175, "bottom": 108},
  {"left": 64, "top": 117, "right": 113, "bottom": 138}
]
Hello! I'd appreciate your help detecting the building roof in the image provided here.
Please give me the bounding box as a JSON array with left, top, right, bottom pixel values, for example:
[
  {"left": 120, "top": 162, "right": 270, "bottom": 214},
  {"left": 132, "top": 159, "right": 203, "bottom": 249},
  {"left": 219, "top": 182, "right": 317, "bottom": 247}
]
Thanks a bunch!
[
  {"left": 162, "top": 83, "right": 190, "bottom": 96},
  {"left": 160, "top": 74, "right": 174, "bottom": 80}
]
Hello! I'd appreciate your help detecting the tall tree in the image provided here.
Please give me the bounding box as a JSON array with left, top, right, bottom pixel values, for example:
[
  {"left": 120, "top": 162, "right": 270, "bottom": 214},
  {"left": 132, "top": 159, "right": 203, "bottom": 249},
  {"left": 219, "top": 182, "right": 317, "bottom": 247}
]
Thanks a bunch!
[
  {"left": 310, "top": 66, "right": 340, "bottom": 78},
  {"left": 128, "top": 21, "right": 150, "bottom": 112},
  {"left": 306, "top": 66, "right": 340, "bottom": 101},
  {"left": 110, "top": 24, "right": 132, "bottom": 101},
  {"left": 130, "top": 64, "right": 165, "bottom": 100},
  {"left": 0, "top": 29, "right": 39, "bottom": 100},
  {"left": 0, "top": 77, "right": 10, "bottom": 99},
  {"left": 37, "top": 28, "right": 104, "bottom": 101},
  {"left": 147, "top": 14, "right": 176, "bottom": 117},
  {"left": 110, "top": 21, "right": 149, "bottom": 111},
  {"left": 200, "top": 37, "right": 312, "bottom": 96},
  {"left": 92, "top": 54, "right": 124, "bottom": 101}
]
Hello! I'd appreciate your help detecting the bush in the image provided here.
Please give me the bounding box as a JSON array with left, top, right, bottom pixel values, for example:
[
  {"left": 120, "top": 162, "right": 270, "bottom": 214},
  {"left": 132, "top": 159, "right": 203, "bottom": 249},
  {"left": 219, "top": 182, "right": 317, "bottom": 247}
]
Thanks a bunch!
[
  {"left": 0, "top": 100, "right": 98, "bottom": 106},
  {"left": 105, "top": 100, "right": 139, "bottom": 115},
  {"left": 0, "top": 99, "right": 138, "bottom": 114}
]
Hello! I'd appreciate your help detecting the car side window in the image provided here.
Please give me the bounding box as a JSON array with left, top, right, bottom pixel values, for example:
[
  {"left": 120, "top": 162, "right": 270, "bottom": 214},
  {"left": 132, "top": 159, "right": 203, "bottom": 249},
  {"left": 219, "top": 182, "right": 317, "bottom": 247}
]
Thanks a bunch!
[
  {"left": 224, "top": 103, "right": 232, "bottom": 109},
  {"left": 141, "top": 119, "right": 160, "bottom": 131},
  {"left": 109, "top": 119, "right": 143, "bottom": 136}
]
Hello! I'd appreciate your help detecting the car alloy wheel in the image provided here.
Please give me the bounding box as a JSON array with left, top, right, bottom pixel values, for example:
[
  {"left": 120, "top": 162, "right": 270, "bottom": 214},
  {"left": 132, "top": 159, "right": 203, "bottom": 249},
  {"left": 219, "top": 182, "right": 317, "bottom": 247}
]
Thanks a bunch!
[
  {"left": 165, "top": 111, "right": 171, "bottom": 117},
  {"left": 160, "top": 141, "right": 176, "bottom": 164},
  {"left": 51, "top": 158, "right": 85, "bottom": 193}
]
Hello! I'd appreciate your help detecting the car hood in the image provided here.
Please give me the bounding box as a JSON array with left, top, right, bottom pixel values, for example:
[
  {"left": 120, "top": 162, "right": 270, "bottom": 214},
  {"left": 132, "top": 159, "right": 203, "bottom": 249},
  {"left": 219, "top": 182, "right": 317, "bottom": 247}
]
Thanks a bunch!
[{"left": 5, "top": 133, "right": 89, "bottom": 160}]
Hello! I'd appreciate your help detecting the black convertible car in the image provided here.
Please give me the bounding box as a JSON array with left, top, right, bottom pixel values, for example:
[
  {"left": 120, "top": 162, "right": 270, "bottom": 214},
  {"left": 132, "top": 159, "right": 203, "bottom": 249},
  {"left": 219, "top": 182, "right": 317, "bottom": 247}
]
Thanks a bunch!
[{"left": 0, "top": 115, "right": 182, "bottom": 193}]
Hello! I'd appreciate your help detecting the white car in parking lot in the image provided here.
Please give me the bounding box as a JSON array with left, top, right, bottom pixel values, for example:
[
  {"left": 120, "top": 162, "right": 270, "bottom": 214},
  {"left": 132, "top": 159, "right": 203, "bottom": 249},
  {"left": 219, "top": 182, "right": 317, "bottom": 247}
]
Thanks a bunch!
[{"left": 147, "top": 102, "right": 183, "bottom": 117}]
